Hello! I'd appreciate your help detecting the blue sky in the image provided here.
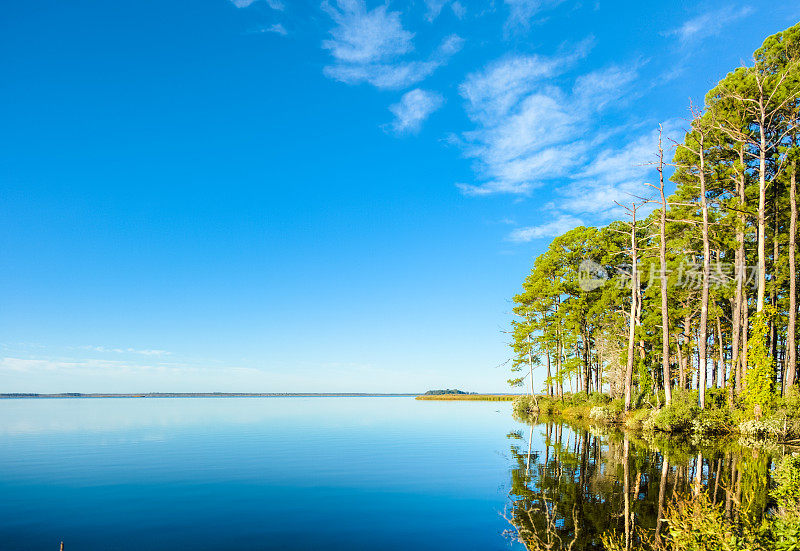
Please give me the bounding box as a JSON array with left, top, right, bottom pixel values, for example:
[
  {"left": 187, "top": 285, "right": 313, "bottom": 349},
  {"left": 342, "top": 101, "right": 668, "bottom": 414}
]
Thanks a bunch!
[{"left": 1, "top": 0, "right": 797, "bottom": 393}]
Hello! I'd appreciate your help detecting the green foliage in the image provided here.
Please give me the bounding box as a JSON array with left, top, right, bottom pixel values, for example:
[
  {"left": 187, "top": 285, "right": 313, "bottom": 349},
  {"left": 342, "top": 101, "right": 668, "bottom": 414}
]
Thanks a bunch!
[
  {"left": 666, "top": 492, "right": 765, "bottom": 551},
  {"left": 589, "top": 405, "right": 618, "bottom": 424},
  {"left": 654, "top": 390, "right": 700, "bottom": 432},
  {"left": 737, "top": 418, "right": 786, "bottom": 439},
  {"left": 625, "top": 408, "right": 653, "bottom": 430},
  {"left": 773, "top": 388, "right": 800, "bottom": 438},
  {"left": 744, "top": 310, "right": 777, "bottom": 416},
  {"left": 608, "top": 397, "right": 625, "bottom": 415},
  {"left": 505, "top": 21, "right": 800, "bottom": 431},
  {"left": 772, "top": 455, "right": 800, "bottom": 505},
  {"left": 512, "top": 395, "right": 539, "bottom": 416},
  {"left": 771, "top": 455, "right": 800, "bottom": 551},
  {"left": 692, "top": 407, "right": 732, "bottom": 435}
]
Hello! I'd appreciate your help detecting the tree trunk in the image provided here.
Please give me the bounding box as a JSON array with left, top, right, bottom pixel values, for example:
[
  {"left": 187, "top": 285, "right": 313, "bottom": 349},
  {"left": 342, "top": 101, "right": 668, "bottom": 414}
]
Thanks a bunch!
[
  {"left": 677, "top": 334, "right": 686, "bottom": 391},
  {"left": 528, "top": 334, "right": 535, "bottom": 397},
  {"left": 741, "top": 294, "right": 749, "bottom": 391},
  {"left": 545, "top": 349, "right": 552, "bottom": 397},
  {"left": 557, "top": 328, "right": 564, "bottom": 400},
  {"left": 656, "top": 454, "right": 669, "bottom": 543},
  {"left": 583, "top": 327, "right": 590, "bottom": 396},
  {"left": 623, "top": 436, "right": 631, "bottom": 551},
  {"left": 787, "top": 160, "right": 797, "bottom": 390},
  {"left": 697, "top": 132, "right": 710, "bottom": 409},
  {"left": 683, "top": 315, "right": 692, "bottom": 390},
  {"left": 624, "top": 206, "right": 639, "bottom": 411},
  {"left": 731, "top": 144, "right": 746, "bottom": 403},
  {"left": 757, "top": 109, "right": 768, "bottom": 313},
  {"left": 658, "top": 138, "right": 672, "bottom": 404},
  {"left": 771, "top": 184, "right": 780, "bottom": 388},
  {"left": 716, "top": 316, "right": 726, "bottom": 390}
]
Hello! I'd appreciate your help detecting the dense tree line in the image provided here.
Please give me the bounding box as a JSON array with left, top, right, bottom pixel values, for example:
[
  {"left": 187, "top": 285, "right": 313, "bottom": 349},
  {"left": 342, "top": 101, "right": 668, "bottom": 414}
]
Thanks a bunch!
[{"left": 509, "top": 23, "right": 800, "bottom": 413}]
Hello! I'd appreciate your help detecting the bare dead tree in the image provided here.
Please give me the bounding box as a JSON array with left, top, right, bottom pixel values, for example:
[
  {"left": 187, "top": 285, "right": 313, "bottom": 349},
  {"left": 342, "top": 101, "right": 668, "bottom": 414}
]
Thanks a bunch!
[
  {"left": 645, "top": 124, "right": 674, "bottom": 406},
  {"left": 615, "top": 200, "right": 646, "bottom": 411}
]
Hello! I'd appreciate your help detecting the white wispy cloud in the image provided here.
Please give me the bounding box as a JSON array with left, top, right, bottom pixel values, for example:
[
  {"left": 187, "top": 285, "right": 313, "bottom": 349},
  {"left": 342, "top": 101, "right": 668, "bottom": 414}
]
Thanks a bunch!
[
  {"left": 322, "top": 0, "right": 463, "bottom": 89},
  {"left": 663, "top": 6, "right": 753, "bottom": 45},
  {"left": 424, "top": 0, "right": 467, "bottom": 22},
  {"left": 557, "top": 121, "right": 683, "bottom": 216},
  {"left": 248, "top": 23, "right": 289, "bottom": 35},
  {"left": 504, "top": 0, "right": 565, "bottom": 33},
  {"left": 388, "top": 88, "right": 444, "bottom": 134},
  {"left": 79, "top": 345, "right": 171, "bottom": 357},
  {"left": 266, "top": 23, "right": 288, "bottom": 35},
  {"left": 231, "top": 0, "right": 285, "bottom": 9},
  {"left": 456, "top": 49, "right": 686, "bottom": 243},
  {"left": 512, "top": 122, "right": 682, "bottom": 240},
  {"left": 507, "top": 214, "right": 584, "bottom": 242},
  {"left": 456, "top": 42, "right": 640, "bottom": 197},
  {"left": 460, "top": 54, "right": 573, "bottom": 124},
  {"left": 322, "top": 0, "right": 413, "bottom": 64},
  {"left": 572, "top": 63, "right": 640, "bottom": 110}
]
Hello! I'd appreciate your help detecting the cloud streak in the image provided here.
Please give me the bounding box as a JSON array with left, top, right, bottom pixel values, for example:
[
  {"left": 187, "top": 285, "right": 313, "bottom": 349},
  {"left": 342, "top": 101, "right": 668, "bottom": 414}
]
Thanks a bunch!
[
  {"left": 388, "top": 89, "right": 444, "bottom": 134},
  {"left": 322, "top": 0, "right": 463, "bottom": 89},
  {"left": 507, "top": 214, "right": 584, "bottom": 242},
  {"left": 455, "top": 42, "right": 641, "bottom": 197},
  {"left": 663, "top": 6, "right": 753, "bottom": 45},
  {"left": 504, "top": 0, "right": 565, "bottom": 33},
  {"left": 79, "top": 345, "right": 171, "bottom": 357}
]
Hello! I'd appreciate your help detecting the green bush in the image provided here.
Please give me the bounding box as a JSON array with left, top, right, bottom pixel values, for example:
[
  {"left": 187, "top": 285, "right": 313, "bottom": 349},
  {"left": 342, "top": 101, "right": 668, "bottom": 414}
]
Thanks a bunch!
[
  {"left": 692, "top": 406, "right": 732, "bottom": 434},
  {"left": 654, "top": 391, "right": 699, "bottom": 432},
  {"left": 512, "top": 395, "right": 537, "bottom": 416},
  {"left": 771, "top": 454, "right": 800, "bottom": 551},
  {"left": 569, "top": 392, "right": 588, "bottom": 406},
  {"left": 608, "top": 398, "right": 624, "bottom": 415},
  {"left": 743, "top": 310, "right": 776, "bottom": 416},
  {"left": 704, "top": 387, "right": 729, "bottom": 410},
  {"left": 737, "top": 418, "right": 785, "bottom": 439},
  {"left": 588, "top": 392, "right": 611, "bottom": 405},
  {"left": 774, "top": 388, "right": 800, "bottom": 438},
  {"left": 589, "top": 406, "right": 616, "bottom": 424},
  {"left": 625, "top": 408, "right": 652, "bottom": 430}
]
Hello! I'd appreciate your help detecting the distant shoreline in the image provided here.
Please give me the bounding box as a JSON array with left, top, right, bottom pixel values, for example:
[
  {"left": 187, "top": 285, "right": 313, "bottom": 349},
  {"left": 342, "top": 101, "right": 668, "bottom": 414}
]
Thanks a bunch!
[
  {"left": 0, "top": 393, "right": 419, "bottom": 399},
  {"left": 415, "top": 394, "right": 517, "bottom": 401}
]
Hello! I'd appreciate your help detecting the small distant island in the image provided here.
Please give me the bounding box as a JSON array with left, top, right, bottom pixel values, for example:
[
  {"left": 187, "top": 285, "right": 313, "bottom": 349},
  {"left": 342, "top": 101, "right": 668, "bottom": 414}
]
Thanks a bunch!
[{"left": 421, "top": 389, "right": 476, "bottom": 395}]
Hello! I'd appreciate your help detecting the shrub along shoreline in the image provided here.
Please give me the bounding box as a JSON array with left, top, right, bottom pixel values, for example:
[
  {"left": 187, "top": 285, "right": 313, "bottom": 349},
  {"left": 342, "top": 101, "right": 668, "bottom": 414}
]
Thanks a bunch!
[{"left": 513, "top": 388, "right": 800, "bottom": 441}]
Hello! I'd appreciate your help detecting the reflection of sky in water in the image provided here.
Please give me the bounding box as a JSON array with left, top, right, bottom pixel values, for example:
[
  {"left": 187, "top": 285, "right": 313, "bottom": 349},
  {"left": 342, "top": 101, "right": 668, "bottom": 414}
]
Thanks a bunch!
[{"left": 0, "top": 398, "right": 529, "bottom": 550}]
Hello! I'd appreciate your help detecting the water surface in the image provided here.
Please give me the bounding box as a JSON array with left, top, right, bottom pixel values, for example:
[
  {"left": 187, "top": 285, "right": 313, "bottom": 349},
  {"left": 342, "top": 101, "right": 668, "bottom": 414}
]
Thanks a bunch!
[
  {"left": 0, "top": 397, "right": 527, "bottom": 550},
  {"left": 0, "top": 398, "right": 783, "bottom": 551}
]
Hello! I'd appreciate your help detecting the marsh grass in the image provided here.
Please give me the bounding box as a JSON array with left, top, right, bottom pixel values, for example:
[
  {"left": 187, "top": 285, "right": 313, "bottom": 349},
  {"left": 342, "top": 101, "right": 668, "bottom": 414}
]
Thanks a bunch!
[{"left": 415, "top": 394, "right": 517, "bottom": 401}]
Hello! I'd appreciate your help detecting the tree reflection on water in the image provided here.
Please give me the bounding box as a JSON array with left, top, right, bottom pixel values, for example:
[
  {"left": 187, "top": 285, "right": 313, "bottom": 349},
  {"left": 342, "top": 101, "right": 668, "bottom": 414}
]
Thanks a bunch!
[{"left": 504, "top": 418, "right": 780, "bottom": 550}]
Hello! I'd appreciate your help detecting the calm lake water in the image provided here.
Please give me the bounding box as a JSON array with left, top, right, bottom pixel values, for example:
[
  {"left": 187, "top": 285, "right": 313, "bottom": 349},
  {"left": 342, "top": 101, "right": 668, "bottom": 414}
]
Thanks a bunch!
[
  {"left": 0, "top": 398, "right": 783, "bottom": 550},
  {"left": 0, "top": 397, "right": 529, "bottom": 551}
]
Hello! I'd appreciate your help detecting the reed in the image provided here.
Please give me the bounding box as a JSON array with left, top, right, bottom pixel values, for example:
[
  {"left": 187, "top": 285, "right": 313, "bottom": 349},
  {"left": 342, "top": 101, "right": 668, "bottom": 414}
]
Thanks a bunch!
[{"left": 415, "top": 394, "right": 517, "bottom": 401}]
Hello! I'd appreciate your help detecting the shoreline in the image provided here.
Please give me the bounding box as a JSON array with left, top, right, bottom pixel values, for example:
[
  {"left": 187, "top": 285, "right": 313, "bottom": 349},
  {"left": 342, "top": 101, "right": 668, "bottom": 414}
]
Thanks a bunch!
[
  {"left": 0, "top": 393, "right": 419, "bottom": 399},
  {"left": 512, "top": 393, "right": 800, "bottom": 444}
]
